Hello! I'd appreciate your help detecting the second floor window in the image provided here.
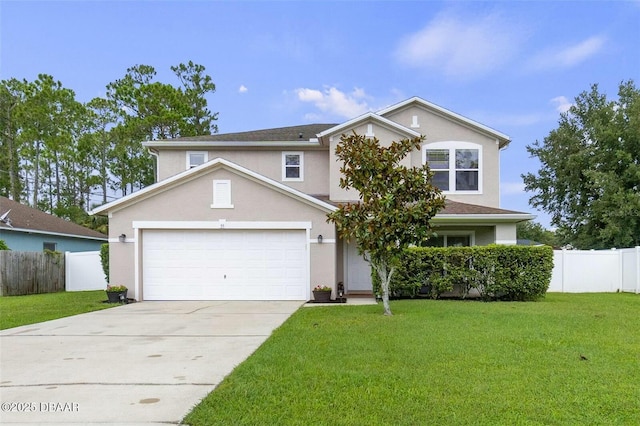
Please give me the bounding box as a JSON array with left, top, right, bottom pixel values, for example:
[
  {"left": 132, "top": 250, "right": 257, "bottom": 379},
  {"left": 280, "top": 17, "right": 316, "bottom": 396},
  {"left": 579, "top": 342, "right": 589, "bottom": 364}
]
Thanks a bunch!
[
  {"left": 187, "top": 151, "right": 208, "bottom": 169},
  {"left": 282, "top": 152, "right": 303, "bottom": 181},
  {"left": 423, "top": 142, "right": 481, "bottom": 193}
]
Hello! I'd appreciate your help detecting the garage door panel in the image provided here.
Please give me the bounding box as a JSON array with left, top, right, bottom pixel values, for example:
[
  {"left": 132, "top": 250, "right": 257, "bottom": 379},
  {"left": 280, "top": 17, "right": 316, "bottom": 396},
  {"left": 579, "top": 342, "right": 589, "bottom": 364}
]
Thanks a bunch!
[{"left": 142, "top": 229, "right": 308, "bottom": 301}]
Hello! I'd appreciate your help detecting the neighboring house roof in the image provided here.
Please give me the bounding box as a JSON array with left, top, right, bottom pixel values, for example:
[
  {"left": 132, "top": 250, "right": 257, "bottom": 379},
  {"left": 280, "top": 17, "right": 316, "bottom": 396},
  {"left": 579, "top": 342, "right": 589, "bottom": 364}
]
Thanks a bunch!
[
  {"left": 377, "top": 97, "right": 512, "bottom": 148},
  {"left": 144, "top": 124, "right": 337, "bottom": 148},
  {"left": 0, "top": 196, "right": 107, "bottom": 240},
  {"left": 91, "top": 158, "right": 338, "bottom": 216}
]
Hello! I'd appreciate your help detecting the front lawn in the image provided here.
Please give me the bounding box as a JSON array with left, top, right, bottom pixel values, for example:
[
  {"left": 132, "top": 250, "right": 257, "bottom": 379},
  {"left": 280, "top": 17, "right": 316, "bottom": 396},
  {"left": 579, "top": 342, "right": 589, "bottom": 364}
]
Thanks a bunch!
[
  {"left": 185, "top": 293, "right": 640, "bottom": 425},
  {"left": 0, "top": 290, "right": 116, "bottom": 330}
]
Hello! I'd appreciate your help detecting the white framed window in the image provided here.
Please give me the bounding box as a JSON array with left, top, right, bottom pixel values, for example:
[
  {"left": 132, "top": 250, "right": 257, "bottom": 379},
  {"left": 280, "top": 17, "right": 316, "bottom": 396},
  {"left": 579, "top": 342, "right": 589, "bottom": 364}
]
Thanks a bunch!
[
  {"left": 423, "top": 142, "right": 482, "bottom": 193},
  {"left": 282, "top": 152, "right": 303, "bottom": 181},
  {"left": 43, "top": 241, "right": 57, "bottom": 251},
  {"left": 424, "top": 231, "right": 475, "bottom": 247},
  {"left": 211, "top": 180, "right": 234, "bottom": 209},
  {"left": 187, "top": 151, "right": 208, "bottom": 169}
]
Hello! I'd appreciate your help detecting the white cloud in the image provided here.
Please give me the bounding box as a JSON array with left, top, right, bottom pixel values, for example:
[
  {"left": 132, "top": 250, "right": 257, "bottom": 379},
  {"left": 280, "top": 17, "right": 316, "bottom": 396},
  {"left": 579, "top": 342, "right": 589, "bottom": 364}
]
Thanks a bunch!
[
  {"left": 501, "top": 182, "right": 527, "bottom": 196},
  {"left": 295, "top": 86, "right": 371, "bottom": 119},
  {"left": 528, "top": 36, "right": 606, "bottom": 70},
  {"left": 550, "top": 96, "right": 573, "bottom": 114},
  {"left": 238, "top": 85, "right": 248, "bottom": 94},
  {"left": 394, "top": 12, "right": 523, "bottom": 80}
]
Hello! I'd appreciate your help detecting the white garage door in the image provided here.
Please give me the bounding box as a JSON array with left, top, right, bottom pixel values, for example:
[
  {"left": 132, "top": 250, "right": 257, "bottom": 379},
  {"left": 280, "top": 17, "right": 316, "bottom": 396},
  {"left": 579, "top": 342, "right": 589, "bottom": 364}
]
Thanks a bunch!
[{"left": 142, "top": 229, "right": 308, "bottom": 301}]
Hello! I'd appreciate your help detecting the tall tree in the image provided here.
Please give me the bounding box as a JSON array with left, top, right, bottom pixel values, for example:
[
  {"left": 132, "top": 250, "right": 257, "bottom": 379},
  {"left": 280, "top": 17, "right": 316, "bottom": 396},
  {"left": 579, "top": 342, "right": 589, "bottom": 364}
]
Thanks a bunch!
[
  {"left": 0, "top": 78, "right": 27, "bottom": 201},
  {"left": 106, "top": 62, "right": 218, "bottom": 194},
  {"left": 523, "top": 80, "right": 640, "bottom": 249},
  {"left": 328, "top": 133, "right": 445, "bottom": 315},
  {"left": 516, "top": 221, "right": 558, "bottom": 247},
  {"left": 171, "top": 60, "right": 219, "bottom": 135}
]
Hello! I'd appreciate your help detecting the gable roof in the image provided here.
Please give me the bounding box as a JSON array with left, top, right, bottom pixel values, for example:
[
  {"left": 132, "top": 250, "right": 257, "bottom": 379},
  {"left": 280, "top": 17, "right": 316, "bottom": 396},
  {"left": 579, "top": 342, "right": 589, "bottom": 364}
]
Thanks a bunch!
[
  {"left": 0, "top": 196, "right": 107, "bottom": 240},
  {"left": 144, "top": 124, "right": 337, "bottom": 148},
  {"left": 91, "top": 158, "right": 338, "bottom": 216},
  {"left": 316, "top": 112, "right": 422, "bottom": 140},
  {"left": 377, "top": 97, "right": 511, "bottom": 148}
]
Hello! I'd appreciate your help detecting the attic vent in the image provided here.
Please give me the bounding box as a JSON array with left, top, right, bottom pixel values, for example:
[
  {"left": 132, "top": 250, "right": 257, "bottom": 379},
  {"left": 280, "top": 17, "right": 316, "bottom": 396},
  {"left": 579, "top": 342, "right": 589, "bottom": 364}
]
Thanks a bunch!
[
  {"left": 411, "top": 115, "right": 420, "bottom": 128},
  {"left": 366, "top": 124, "right": 374, "bottom": 137}
]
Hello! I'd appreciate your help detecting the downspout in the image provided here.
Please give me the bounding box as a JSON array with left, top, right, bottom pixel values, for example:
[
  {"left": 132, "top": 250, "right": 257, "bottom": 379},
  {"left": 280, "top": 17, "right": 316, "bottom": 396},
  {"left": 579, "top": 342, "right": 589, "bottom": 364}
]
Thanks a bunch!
[{"left": 147, "top": 147, "right": 159, "bottom": 183}]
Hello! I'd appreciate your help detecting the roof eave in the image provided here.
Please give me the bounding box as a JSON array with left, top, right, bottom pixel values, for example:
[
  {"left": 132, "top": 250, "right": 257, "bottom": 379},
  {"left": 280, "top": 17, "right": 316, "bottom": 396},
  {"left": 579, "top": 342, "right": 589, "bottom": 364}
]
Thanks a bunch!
[
  {"left": 142, "top": 140, "right": 323, "bottom": 148},
  {"left": 433, "top": 213, "right": 535, "bottom": 224},
  {"left": 0, "top": 226, "right": 107, "bottom": 241}
]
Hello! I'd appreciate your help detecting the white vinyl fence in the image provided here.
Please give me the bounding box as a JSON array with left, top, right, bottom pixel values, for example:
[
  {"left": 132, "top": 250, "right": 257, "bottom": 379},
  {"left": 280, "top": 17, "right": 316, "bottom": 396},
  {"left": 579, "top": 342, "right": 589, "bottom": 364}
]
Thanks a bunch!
[
  {"left": 65, "top": 251, "right": 107, "bottom": 291},
  {"left": 549, "top": 247, "right": 640, "bottom": 293}
]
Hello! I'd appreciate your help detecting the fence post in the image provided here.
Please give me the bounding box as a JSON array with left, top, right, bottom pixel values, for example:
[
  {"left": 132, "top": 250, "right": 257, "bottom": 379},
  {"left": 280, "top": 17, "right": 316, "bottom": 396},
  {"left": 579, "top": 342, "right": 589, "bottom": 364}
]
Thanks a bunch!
[
  {"left": 561, "top": 249, "right": 566, "bottom": 292},
  {"left": 636, "top": 246, "right": 640, "bottom": 294},
  {"left": 65, "top": 251, "right": 70, "bottom": 291}
]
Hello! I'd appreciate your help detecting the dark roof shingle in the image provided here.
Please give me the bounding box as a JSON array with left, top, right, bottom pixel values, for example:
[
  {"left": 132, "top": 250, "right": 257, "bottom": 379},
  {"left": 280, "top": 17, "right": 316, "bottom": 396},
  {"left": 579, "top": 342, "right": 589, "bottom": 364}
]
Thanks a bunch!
[
  {"left": 0, "top": 196, "right": 107, "bottom": 239},
  {"left": 167, "top": 124, "right": 338, "bottom": 142}
]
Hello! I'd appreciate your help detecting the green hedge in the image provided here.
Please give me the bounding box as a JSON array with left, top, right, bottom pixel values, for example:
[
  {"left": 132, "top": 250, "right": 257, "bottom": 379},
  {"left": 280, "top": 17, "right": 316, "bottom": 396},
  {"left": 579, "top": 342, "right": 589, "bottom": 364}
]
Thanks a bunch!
[
  {"left": 374, "top": 245, "right": 554, "bottom": 301},
  {"left": 100, "top": 243, "right": 109, "bottom": 283}
]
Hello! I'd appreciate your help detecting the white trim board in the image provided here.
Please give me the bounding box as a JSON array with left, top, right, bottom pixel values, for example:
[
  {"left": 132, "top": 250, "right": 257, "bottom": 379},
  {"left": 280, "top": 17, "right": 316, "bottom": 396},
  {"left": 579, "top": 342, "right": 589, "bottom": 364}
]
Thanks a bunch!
[{"left": 132, "top": 220, "right": 313, "bottom": 230}]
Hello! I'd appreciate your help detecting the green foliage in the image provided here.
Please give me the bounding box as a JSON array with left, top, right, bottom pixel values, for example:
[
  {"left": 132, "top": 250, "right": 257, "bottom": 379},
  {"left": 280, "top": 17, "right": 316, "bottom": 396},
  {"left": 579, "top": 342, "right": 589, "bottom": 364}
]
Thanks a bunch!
[
  {"left": 523, "top": 80, "right": 640, "bottom": 249},
  {"left": 327, "top": 133, "right": 445, "bottom": 314},
  {"left": 0, "top": 239, "right": 9, "bottom": 250},
  {"left": 0, "top": 61, "right": 217, "bottom": 222},
  {"left": 376, "top": 245, "right": 554, "bottom": 301},
  {"left": 106, "top": 284, "right": 127, "bottom": 292},
  {"left": 100, "top": 243, "right": 109, "bottom": 283},
  {"left": 516, "top": 220, "right": 558, "bottom": 246}
]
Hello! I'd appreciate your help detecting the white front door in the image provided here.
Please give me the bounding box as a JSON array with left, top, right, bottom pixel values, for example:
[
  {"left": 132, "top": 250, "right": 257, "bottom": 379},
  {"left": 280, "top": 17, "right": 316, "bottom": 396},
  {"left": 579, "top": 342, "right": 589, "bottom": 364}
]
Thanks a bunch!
[
  {"left": 346, "top": 242, "right": 373, "bottom": 292},
  {"left": 142, "top": 229, "right": 308, "bottom": 301}
]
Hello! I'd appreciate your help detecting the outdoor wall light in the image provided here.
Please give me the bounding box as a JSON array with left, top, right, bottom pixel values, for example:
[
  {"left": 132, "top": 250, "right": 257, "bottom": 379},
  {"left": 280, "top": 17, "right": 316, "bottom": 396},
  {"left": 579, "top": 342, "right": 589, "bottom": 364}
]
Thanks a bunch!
[
  {"left": 317, "top": 234, "right": 323, "bottom": 244},
  {"left": 119, "top": 233, "right": 126, "bottom": 243}
]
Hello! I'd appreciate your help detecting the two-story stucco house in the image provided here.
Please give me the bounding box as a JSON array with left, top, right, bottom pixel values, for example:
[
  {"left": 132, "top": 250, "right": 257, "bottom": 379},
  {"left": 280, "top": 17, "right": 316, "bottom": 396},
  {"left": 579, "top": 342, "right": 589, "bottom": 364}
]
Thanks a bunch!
[{"left": 92, "top": 97, "right": 533, "bottom": 301}]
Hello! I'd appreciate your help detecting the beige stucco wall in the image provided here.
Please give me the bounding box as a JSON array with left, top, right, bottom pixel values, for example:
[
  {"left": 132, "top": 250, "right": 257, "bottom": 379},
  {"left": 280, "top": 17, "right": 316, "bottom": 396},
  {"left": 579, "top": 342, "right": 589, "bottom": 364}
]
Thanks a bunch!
[
  {"left": 107, "top": 166, "right": 337, "bottom": 300},
  {"left": 387, "top": 106, "right": 501, "bottom": 207},
  {"left": 495, "top": 223, "right": 518, "bottom": 245},
  {"left": 327, "top": 110, "right": 502, "bottom": 206},
  {"left": 157, "top": 148, "right": 330, "bottom": 195},
  {"left": 328, "top": 123, "right": 413, "bottom": 202}
]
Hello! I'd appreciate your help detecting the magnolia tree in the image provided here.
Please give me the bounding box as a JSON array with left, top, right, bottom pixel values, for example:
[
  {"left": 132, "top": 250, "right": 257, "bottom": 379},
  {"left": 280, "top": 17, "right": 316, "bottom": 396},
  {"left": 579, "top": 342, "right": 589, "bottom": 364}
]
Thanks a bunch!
[{"left": 327, "top": 133, "right": 445, "bottom": 315}]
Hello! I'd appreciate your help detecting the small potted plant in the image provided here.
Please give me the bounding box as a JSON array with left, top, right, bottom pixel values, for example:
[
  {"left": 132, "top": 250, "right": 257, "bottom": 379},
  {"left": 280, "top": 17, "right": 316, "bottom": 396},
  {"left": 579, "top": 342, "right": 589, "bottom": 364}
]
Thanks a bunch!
[
  {"left": 312, "top": 284, "right": 332, "bottom": 303},
  {"left": 106, "top": 284, "right": 128, "bottom": 303}
]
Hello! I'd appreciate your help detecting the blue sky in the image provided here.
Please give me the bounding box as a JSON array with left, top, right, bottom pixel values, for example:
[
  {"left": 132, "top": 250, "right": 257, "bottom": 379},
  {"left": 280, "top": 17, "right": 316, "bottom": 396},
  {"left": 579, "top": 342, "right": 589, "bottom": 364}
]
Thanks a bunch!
[{"left": 2, "top": 1, "right": 639, "bottom": 227}]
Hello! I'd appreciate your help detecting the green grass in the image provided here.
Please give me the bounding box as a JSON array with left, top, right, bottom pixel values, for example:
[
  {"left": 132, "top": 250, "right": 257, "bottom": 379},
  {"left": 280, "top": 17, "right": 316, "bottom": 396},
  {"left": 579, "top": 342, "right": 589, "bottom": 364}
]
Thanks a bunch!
[
  {"left": 0, "top": 290, "right": 117, "bottom": 330},
  {"left": 184, "top": 293, "right": 640, "bottom": 425}
]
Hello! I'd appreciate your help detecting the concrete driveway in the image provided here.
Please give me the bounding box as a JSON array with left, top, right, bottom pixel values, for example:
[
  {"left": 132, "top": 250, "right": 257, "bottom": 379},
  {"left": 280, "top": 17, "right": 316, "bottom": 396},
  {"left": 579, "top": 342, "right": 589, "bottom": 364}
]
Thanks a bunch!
[{"left": 0, "top": 300, "right": 302, "bottom": 425}]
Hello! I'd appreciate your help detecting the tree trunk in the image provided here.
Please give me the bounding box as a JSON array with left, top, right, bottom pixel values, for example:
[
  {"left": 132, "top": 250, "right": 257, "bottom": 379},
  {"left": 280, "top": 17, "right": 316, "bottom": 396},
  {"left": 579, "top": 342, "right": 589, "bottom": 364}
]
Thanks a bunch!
[{"left": 373, "top": 261, "right": 395, "bottom": 316}]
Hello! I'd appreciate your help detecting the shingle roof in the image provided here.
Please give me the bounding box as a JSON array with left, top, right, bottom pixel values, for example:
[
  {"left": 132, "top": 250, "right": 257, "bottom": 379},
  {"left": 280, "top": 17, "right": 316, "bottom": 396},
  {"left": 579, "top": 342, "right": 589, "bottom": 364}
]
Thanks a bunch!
[
  {"left": 439, "top": 200, "right": 527, "bottom": 215},
  {"left": 308, "top": 196, "right": 529, "bottom": 216},
  {"left": 0, "top": 196, "right": 107, "bottom": 239},
  {"left": 166, "top": 124, "right": 338, "bottom": 142}
]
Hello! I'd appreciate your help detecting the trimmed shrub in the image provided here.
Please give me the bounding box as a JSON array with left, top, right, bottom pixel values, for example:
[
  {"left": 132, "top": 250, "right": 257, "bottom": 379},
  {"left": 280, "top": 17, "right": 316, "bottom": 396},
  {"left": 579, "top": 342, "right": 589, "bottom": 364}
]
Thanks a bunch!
[
  {"left": 0, "top": 239, "right": 9, "bottom": 250},
  {"left": 100, "top": 243, "right": 109, "bottom": 283},
  {"left": 374, "top": 245, "right": 554, "bottom": 301}
]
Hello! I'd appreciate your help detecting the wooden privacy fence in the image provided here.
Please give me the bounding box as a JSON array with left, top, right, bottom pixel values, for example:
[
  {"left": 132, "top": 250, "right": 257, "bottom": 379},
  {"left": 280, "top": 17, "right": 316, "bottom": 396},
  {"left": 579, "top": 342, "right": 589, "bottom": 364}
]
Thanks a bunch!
[{"left": 0, "top": 251, "right": 65, "bottom": 296}]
